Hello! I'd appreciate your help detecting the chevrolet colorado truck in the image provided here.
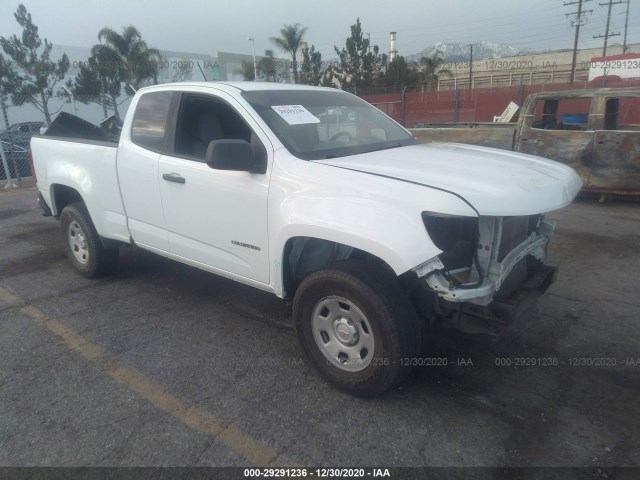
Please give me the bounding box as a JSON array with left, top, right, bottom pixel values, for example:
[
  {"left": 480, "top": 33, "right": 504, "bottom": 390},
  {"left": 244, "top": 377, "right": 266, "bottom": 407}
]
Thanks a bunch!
[
  {"left": 411, "top": 88, "right": 640, "bottom": 196},
  {"left": 31, "top": 82, "right": 582, "bottom": 396}
]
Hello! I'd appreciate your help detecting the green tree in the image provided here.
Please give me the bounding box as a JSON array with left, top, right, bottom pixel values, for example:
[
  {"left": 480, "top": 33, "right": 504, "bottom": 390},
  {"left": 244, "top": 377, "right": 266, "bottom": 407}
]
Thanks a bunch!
[
  {"left": 71, "top": 48, "right": 124, "bottom": 118},
  {"left": 333, "top": 18, "right": 382, "bottom": 94},
  {"left": 258, "top": 49, "right": 289, "bottom": 83},
  {"left": 69, "top": 61, "right": 102, "bottom": 115},
  {"left": 0, "top": 53, "right": 22, "bottom": 183},
  {"left": 0, "top": 53, "right": 21, "bottom": 127},
  {"left": 371, "top": 45, "right": 387, "bottom": 86},
  {"left": 270, "top": 23, "right": 307, "bottom": 84},
  {"left": 94, "top": 25, "right": 162, "bottom": 94},
  {"left": 299, "top": 44, "right": 331, "bottom": 86},
  {"left": 0, "top": 4, "right": 69, "bottom": 125},
  {"left": 385, "top": 56, "right": 419, "bottom": 90},
  {"left": 419, "top": 50, "right": 452, "bottom": 90}
]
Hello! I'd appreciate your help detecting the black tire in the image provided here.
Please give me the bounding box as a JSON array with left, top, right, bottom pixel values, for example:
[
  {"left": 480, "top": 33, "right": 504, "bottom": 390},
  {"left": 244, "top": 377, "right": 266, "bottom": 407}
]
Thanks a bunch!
[
  {"left": 59, "top": 202, "right": 119, "bottom": 278},
  {"left": 293, "top": 260, "right": 420, "bottom": 396}
]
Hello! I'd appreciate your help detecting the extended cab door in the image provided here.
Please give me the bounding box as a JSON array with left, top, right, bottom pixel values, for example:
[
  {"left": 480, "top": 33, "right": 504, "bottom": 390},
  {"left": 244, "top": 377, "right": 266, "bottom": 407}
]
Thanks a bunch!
[
  {"left": 117, "top": 90, "right": 174, "bottom": 252},
  {"left": 589, "top": 95, "right": 640, "bottom": 193},
  {"left": 516, "top": 95, "right": 595, "bottom": 187},
  {"left": 158, "top": 91, "right": 271, "bottom": 284}
]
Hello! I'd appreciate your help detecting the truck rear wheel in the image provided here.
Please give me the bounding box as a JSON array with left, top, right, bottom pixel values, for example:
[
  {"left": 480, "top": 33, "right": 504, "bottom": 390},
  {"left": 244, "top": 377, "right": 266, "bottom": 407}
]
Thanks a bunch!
[
  {"left": 60, "top": 202, "right": 119, "bottom": 278},
  {"left": 293, "top": 261, "right": 420, "bottom": 396}
]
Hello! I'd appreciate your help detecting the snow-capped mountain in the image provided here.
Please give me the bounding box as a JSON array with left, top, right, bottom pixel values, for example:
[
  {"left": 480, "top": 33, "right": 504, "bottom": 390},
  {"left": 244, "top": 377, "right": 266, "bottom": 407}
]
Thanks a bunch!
[{"left": 406, "top": 41, "right": 536, "bottom": 63}]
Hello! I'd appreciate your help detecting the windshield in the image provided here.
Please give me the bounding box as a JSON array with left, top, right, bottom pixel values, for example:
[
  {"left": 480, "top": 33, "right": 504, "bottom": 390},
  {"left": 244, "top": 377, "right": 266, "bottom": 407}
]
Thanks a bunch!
[{"left": 241, "top": 89, "right": 416, "bottom": 160}]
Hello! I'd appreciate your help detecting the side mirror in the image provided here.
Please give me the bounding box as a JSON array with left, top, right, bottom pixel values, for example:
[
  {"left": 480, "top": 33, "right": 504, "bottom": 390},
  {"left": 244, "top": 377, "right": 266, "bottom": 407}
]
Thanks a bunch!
[{"left": 205, "top": 139, "right": 261, "bottom": 173}]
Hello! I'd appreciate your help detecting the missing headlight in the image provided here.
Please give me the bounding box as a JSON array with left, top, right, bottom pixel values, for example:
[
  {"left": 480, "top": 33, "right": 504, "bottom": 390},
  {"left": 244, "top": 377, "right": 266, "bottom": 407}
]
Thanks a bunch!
[{"left": 422, "top": 213, "right": 478, "bottom": 271}]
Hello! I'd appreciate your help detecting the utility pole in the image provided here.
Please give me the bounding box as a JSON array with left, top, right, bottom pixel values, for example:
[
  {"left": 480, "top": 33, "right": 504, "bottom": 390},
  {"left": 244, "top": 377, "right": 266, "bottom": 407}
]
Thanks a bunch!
[
  {"left": 622, "top": 0, "right": 630, "bottom": 53},
  {"left": 367, "top": 33, "right": 371, "bottom": 53},
  {"left": 469, "top": 44, "right": 473, "bottom": 90},
  {"left": 565, "top": 0, "right": 593, "bottom": 83},
  {"left": 594, "top": 0, "right": 622, "bottom": 57}
]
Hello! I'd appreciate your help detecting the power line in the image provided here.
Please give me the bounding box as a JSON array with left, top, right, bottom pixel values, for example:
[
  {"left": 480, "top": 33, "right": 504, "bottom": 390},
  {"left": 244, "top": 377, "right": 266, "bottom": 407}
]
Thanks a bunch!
[
  {"left": 593, "top": 0, "right": 623, "bottom": 56},
  {"left": 313, "top": 3, "right": 639, "bottom": 59},
  {"left": 622, "top": 0, "right": 630, "bottom": 53},
  {"left": 565, "top": 0, "right": 593, "bottom": 82},
  {"left": 365, "top": 5, "right": 565, "bottom": 34}
]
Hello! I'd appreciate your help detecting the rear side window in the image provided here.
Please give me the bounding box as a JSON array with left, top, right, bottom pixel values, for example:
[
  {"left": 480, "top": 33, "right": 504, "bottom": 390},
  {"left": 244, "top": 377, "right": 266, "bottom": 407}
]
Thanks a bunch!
[
  {"left": 605, "top": 97, "right": 640, "bottom": 130},
  {"left": 531, "top": 98, "right": 592, "bottom": 131},
  {"left": 131, "top": 91, "right": 173, "bottom": 152}
]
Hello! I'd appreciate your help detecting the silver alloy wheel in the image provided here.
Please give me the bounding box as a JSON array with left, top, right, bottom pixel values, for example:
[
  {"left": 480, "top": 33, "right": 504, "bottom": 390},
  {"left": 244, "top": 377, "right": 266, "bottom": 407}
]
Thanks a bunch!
[
  {"left": 67, "top": 220, "right": 89, "bottom": 265},
  {"left": 311, "top": 295, "right": 375, "bottom": 372}
]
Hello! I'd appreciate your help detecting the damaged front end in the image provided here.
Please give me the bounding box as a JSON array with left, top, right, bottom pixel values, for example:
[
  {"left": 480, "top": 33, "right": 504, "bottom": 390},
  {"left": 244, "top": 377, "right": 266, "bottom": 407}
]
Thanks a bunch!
[{"left": 413, "top": 213, "right": 558, "bottom": 339}]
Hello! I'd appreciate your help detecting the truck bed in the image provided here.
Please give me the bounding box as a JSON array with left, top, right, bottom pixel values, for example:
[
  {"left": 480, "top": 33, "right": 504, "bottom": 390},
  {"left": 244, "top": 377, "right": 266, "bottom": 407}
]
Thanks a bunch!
[{"left": 31, "top": 135, "right": 130, "bottom": 244}]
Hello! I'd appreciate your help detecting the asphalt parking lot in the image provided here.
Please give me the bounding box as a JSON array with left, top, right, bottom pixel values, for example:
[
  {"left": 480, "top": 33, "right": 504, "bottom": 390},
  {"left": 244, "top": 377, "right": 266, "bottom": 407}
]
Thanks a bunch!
[{"left": 1, "top": 187, "right": 639, "bottom": 476}]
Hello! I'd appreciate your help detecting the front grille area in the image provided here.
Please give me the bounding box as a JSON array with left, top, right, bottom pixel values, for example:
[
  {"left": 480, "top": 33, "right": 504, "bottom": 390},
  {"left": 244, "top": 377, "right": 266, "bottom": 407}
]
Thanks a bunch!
[
  {"left": 422, "top": 213, "right": 546, "bottom": 294},
  {"left": 498, "top": 215, "right": 542, "bottom": 261},
  {"left": 496, "top": 214, "right": 543, "bottom": 298},
  {"left": 498, "top": 216, "right": 529, "bottom": 261}
]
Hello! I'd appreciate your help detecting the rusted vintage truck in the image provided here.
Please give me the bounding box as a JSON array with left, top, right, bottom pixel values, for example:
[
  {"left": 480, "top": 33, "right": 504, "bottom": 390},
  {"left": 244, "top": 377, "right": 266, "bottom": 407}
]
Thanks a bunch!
[{"left": 410, "top": 88, "right": 640, "bottom": 195}]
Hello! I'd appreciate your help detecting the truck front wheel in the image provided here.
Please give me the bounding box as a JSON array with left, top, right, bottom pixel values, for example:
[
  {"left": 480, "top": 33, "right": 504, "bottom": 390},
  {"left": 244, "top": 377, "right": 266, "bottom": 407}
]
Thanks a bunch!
[
  {"left": 60, "top": 202, "right": 119, "bottom": 278},
  {"left": 293, "top": 261, "right": 420, "bottom": 396}
]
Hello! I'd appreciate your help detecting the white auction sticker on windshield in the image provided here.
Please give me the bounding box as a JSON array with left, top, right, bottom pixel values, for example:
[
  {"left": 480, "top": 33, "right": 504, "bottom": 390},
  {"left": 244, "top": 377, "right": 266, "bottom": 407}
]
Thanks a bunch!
[{"left": 271, "top": 105, "right": 320, "bottom": 125}]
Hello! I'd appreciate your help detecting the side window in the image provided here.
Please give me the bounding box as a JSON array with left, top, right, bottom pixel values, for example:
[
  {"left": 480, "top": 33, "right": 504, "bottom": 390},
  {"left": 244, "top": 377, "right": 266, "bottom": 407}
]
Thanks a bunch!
[
  {"left": 531, "top": 98, "right": 591, "bottom": 131},
  {"left": 606, "top": 97, "right": 640, "bottom": 131},
  {"left": 173, "top": 95, "right": 254, "bottom": 161},
  {"left": 131, "top": 91, "right": 173, "bottom": 152}
]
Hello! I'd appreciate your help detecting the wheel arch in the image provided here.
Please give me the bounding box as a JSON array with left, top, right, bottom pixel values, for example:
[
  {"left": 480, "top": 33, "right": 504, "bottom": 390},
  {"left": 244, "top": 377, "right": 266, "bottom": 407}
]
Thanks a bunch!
[
  {"left": 50, "top": 184, "right": 125, "bottom": 249},
  {"left": 278, "top": 233, "right": 422, "bottom": 299},
  {"left": 50, "top": 183, "right": 83, "bottom": 218}
]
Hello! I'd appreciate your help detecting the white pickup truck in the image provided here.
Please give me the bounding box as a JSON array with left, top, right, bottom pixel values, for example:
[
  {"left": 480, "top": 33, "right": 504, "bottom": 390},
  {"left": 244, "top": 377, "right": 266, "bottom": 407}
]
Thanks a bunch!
[{"left": 31, "top": 82, "right": 582, "bottom": 396}]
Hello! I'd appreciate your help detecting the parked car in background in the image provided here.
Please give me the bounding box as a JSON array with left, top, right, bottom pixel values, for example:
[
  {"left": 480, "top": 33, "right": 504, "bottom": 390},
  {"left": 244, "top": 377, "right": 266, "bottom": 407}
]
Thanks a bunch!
[{"left": 1, "top": 121, "right": 45, "bottom": 146}]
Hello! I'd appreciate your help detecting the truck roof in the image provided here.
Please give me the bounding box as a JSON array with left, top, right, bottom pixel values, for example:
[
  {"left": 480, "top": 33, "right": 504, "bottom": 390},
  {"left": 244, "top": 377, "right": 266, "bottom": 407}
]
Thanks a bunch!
[
  {"left": 528, "top": 87, "right": 640, "bottom": 99},
  {"left": 137, "top": 81, "right": 338, "bottom": 95}
]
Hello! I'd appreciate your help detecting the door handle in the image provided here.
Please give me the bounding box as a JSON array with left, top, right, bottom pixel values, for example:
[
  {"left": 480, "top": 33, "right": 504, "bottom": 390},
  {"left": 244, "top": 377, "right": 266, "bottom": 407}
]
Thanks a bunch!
[{"left": 162, "top": 173, "right": 185, "bottom": 184}]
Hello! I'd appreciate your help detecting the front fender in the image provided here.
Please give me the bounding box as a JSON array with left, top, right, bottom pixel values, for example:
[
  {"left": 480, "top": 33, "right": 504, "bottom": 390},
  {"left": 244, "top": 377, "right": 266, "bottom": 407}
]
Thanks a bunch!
[
  {"left": 268, "top": 153, "right": 478, "bottom": 297},
  {"left": 276, "top": 199, "right": 437, "bottom": 276}
]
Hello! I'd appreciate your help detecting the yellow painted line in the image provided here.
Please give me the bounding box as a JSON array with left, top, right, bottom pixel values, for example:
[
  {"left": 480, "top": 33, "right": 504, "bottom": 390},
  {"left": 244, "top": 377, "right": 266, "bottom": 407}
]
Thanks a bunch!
[
  {"left": 0, "top": 286, "right": 296, "bottom": 467},
  {"left": 0, "top": 287, "right": 23, "bottom": 307}
]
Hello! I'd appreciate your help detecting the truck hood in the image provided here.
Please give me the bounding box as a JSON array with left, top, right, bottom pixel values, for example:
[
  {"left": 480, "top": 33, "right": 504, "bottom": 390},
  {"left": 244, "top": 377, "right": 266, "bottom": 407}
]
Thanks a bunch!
[{"left": 316, "top": 142, "right": 583, "bottom": 216}]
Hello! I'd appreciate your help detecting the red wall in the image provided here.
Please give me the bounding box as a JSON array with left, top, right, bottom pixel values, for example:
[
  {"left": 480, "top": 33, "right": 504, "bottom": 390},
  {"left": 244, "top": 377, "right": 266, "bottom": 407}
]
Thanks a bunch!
[{"left": 363, "top": 79, "right": 640, "bottom": 126}]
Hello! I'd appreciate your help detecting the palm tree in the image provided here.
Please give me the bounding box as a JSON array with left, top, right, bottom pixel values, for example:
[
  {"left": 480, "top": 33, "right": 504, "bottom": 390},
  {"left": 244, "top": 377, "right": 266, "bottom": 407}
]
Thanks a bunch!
[
  {"left": 419, "top": 50, "right": 452, "bottom": 91},
  {"left": 270, "top": 23, "right": 307, "bottom": 83},
  {"left": 94, "top": 25, "right": 162, "bottom": 93}
]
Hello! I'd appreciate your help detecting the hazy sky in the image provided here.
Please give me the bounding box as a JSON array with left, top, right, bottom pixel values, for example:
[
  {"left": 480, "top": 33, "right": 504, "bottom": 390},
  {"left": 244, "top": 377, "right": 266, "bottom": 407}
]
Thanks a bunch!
[{"left": 0, "top": 0, "right": 637, "bottom": 59}]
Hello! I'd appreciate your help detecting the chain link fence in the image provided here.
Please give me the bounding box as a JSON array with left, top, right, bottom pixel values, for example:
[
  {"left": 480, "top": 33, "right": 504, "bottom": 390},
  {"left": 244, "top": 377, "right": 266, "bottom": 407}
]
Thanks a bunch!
[
  {"left": 1, "top": 134, "right": 34, "bottom": 190},
  {"left": 1, "top": 93, "right": 132, "bottom": 191}
]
